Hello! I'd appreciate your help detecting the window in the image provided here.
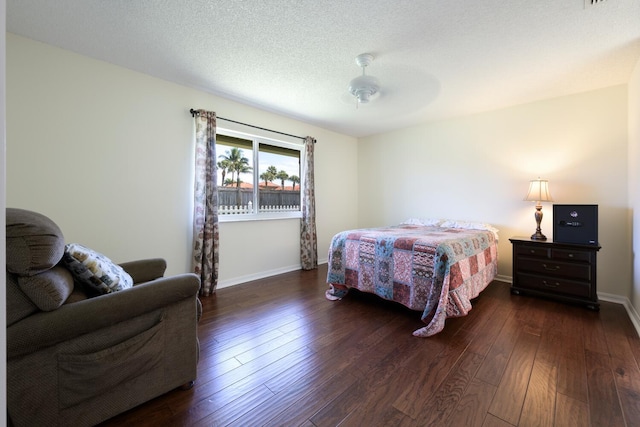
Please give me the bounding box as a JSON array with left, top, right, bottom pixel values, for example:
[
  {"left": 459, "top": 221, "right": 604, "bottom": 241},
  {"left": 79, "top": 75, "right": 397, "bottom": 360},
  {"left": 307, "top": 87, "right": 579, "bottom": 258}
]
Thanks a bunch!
[{"left": 216, "top": 128, "right": 303, "bottom": 221}]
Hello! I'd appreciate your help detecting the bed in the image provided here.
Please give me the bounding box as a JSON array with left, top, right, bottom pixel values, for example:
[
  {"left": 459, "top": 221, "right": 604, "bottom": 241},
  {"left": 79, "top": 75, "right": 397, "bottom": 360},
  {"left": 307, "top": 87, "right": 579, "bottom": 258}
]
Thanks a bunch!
[{"left": 326, "top": 219, "right": 499, "bottom": 337}]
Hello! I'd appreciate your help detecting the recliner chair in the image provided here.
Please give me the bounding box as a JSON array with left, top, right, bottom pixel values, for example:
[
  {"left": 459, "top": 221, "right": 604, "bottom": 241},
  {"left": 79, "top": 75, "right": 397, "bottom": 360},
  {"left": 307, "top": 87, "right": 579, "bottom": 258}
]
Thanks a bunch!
[{"left": 6, "top": 208, "right": 201, "bottom": 427}]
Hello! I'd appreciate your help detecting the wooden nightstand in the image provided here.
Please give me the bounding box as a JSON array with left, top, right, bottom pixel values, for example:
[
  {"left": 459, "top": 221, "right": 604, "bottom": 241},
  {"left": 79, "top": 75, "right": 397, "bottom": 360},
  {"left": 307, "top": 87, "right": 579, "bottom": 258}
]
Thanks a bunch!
[{"left": 509, "top": 237, "right": 601, "bottom": 310}]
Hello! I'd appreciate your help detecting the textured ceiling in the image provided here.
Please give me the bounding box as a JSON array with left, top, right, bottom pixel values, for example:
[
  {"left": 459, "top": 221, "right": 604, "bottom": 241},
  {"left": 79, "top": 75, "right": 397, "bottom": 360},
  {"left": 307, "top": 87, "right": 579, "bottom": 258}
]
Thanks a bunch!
[{"left": 7, "top": 0, "right": 640, "bottom": 137}]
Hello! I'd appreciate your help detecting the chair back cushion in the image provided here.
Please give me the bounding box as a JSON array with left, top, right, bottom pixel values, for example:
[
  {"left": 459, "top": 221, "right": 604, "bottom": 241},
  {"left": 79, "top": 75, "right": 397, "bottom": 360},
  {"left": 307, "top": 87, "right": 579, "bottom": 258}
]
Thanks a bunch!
[
  {"left": 6, "top": 208, "right": 65, "bottom": 276},
  {"left": 6, "top": 208, "right": 74, "bottom": 324}
]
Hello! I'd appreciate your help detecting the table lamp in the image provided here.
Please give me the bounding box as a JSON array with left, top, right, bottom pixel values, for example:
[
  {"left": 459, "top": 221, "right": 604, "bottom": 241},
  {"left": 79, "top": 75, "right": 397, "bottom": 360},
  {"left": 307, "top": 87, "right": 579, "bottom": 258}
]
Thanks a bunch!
[{"left": 524, "top": 177, "right": 553, "bottom": 240}]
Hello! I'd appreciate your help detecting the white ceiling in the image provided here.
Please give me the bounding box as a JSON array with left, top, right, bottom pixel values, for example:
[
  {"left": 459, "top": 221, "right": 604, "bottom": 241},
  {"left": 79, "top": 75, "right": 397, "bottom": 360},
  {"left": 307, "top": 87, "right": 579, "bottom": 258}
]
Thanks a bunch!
[{"left": 7, "top": 0, "right": 640, "bottom": 137}]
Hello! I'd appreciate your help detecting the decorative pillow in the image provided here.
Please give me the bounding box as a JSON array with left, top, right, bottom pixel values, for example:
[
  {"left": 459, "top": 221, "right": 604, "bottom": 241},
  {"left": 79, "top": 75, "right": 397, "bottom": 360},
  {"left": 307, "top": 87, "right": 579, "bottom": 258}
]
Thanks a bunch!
[
  {"left": 61, "top": 243, "right": 133, "bottom": 295},
  {"left": 18, "top": 266, "right": 75, "bottom": 311}
]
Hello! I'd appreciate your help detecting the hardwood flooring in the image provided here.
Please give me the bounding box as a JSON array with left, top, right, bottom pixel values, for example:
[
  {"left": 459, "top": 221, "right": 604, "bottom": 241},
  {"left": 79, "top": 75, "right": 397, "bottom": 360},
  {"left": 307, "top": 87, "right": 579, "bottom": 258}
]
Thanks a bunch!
[{"left": 100, "top": 264, "right": 640, "bottom": 426}]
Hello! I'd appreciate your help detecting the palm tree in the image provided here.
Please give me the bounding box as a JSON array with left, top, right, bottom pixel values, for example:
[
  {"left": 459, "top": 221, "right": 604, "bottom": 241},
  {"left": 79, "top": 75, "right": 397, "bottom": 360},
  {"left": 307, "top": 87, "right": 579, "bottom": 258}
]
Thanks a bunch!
[
  {"left": 218, "top": 148, "right": 252, "bottom": 188},
  {"left": 234, "top": 163, "right": 252, "bottom": 188},
  {"left": 217, "top": 159, "right": 230, "bottom": 186},
  {"left": 261, "top": 166, "right": 277, "bottom": 187},
  {"left": 219, "top": 147, "right": 252, "bottom": 207},
  {"left": 276, "top": 170, "right": 289, "bottom": 190},
  {"left": 289, "top": 175, "right": 300, "bottom": 191},
  {"left": 259, "top": 172, "right": 270, "bottom": 187}
]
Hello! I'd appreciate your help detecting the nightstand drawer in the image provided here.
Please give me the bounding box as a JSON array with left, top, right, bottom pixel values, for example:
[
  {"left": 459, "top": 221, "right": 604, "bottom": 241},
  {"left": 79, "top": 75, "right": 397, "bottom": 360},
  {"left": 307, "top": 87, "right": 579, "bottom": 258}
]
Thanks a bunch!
[
  {"left": 517, "top": 258, "right": 591, "bottom": 281},
  {"left": 516, "top": 273, "right": 591, "bottom": 298},
  {"left": 551, "top": 248, "right": 592, "bottom": 263},
  {"left": 515, "top": 245, "right": 549, "bottom": 259}
]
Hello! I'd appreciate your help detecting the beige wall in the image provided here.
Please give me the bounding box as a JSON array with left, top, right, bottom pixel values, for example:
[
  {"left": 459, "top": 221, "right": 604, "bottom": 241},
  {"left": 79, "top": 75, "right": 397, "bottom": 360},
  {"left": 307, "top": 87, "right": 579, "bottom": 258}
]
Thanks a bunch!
[
  {"left": 5, "top": 33, "right": 638, "bottom": 305},
  {"left": 358, "top": 86, "right": 631, "bottom": 297},
  {"left": 630, "top": 56, "right": 640, "bottom": 314},
  {"left": 6, "top": 34, "right": 359, "bottom": 284}
]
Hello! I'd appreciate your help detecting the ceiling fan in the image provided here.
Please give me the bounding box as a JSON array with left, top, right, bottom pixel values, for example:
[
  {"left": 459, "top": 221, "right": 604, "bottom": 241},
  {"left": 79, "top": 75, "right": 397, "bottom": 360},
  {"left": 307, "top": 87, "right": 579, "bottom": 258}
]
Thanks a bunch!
[{"left": 347, "top": 53, "right": 380, "bottom": 107}]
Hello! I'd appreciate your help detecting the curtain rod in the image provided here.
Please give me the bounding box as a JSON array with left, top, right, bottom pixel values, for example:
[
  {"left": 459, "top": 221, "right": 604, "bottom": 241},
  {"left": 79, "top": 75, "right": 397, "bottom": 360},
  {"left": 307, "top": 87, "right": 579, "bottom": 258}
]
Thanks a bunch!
[{"left": 190, "top": 109, "right": 308, "bottom": 141}]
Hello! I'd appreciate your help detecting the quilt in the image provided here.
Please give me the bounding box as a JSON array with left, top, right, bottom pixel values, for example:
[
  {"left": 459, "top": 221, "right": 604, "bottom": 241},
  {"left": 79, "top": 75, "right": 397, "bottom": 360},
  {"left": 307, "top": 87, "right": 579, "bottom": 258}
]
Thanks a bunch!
[{"left": 326, "top": 224, "right": 498, "bottom": 337}]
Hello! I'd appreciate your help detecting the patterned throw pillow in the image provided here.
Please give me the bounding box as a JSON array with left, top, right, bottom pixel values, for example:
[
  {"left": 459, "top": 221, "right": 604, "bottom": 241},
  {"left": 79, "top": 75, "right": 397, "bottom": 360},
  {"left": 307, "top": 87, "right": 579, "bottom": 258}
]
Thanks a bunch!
[{"left": 62, "top": 243, "right": 133, "bottom": 295}]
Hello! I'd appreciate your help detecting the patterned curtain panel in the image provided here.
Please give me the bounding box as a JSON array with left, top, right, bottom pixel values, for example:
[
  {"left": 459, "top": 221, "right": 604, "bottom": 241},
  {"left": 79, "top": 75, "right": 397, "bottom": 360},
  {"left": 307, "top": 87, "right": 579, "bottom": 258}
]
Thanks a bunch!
[
  {"left": 300, "top": 136, "right": 318, "bottom": 270},
  {"left": 192, "top": 110, "right": 219, "bottom": 296}
]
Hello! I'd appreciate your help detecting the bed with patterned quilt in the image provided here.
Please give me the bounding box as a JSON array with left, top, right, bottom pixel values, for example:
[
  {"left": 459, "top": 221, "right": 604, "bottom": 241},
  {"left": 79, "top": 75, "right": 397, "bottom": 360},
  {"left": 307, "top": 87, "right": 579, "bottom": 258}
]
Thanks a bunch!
[{"left": 326, "top": 219, "right": 499, "bottom": 337}]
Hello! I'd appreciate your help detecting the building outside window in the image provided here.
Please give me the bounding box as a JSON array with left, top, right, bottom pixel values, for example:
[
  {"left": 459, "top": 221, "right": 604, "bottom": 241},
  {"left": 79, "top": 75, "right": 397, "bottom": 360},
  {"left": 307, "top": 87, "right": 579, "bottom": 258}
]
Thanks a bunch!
[{"left": 216, "top": 129, "right": 303, "bottom": 221}]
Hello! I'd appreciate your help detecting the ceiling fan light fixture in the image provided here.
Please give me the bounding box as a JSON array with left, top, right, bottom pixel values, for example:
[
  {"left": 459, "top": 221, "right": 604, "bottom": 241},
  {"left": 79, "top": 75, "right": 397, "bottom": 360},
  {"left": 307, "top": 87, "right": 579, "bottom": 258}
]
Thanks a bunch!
[
  {"left": 348, "top": 53, "right": 380, "bottom": 107},
  {"left": 349, "top": 75, "right": 380, "bottom": 104}
]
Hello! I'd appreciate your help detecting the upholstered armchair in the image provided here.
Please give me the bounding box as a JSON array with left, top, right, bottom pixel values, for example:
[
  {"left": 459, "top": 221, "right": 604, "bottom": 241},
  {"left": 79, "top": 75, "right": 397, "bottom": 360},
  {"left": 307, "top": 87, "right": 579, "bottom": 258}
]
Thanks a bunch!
[{"left": 6, "top": 208, "right": 201, "bottom": 427}]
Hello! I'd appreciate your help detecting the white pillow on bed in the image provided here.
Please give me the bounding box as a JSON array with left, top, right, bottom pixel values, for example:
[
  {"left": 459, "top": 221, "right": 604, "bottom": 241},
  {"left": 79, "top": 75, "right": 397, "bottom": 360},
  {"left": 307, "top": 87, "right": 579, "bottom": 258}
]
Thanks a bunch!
[
  {"left": 401, "top": 218, "right": 499, "bottom": 240},
  {"left": 401, "top": 218, "right": 443, "bottom": 226},
  {"left": 440, "top": 220, "right": 499, "bottom": 240}
]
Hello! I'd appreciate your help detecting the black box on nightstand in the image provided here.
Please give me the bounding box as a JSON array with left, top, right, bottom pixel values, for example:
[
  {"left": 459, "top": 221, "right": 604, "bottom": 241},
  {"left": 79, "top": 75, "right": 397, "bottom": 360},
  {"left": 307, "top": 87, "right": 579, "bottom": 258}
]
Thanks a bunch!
[{"left": 553, "top": 204, "right": 598, "bottom": 245}]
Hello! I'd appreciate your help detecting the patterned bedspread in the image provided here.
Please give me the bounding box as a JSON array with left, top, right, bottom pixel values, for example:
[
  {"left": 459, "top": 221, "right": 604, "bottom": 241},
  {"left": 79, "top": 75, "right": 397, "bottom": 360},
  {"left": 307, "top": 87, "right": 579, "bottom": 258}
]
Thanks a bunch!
[{"left": 326, "top": 224, "right": 498, "bottom": 337}]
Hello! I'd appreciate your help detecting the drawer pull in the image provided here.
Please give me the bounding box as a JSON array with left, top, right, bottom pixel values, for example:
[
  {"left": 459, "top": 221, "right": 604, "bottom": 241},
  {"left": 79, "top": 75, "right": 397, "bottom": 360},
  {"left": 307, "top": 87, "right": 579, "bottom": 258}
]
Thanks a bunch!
[
  {"left": 542, "top": 264, "right": 560, "bottom": 271},
  {"left": 568, "top": 253, "right": 574, "bottom": 258},
  {"left": 542, "top": 280, "right": 560, "bottom": 288}
]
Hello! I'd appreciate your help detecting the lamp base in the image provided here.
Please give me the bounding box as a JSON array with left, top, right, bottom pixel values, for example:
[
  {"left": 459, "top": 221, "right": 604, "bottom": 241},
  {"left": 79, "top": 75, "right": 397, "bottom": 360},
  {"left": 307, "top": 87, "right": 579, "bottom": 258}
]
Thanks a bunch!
[
  {"left": 531, "top": 204, "right": 547, "bottom": 241},
  {"left": 530, "top": 231, "right": 547, "bottom": 241}
]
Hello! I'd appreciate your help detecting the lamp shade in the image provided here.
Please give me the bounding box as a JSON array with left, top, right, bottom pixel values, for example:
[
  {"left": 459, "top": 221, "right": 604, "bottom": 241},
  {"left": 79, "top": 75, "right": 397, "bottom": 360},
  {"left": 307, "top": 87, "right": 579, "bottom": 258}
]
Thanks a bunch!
[{"left": 524, "top": 178, "right": 553, "bottom": 203}]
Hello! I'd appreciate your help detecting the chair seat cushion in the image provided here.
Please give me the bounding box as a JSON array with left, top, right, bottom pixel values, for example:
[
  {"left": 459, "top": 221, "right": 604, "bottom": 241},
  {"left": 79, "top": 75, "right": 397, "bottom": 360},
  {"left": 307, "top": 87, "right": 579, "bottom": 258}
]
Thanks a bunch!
[
  {"left": 62, "top": 243, "right": 133, "bottom": 295},
  {"left": 6, "top": 208, "right": 65, "bottom": 276}
]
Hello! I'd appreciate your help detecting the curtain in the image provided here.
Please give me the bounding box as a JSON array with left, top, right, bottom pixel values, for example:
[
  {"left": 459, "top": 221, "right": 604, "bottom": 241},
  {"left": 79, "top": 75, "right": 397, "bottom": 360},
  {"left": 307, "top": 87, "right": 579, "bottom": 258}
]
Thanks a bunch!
[
  {"left": 192, "top": 110, "right": 219, "bottom": 296},
  {"left": 300, "top": 136, "right": 318, "bottom": 270}
]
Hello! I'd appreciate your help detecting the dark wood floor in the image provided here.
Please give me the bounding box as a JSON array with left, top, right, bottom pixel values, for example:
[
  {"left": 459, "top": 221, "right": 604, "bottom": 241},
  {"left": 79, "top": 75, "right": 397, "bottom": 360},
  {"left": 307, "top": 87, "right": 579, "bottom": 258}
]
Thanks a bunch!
[{"left": 101, "top": 264, "right": 640, "bottom": 427}]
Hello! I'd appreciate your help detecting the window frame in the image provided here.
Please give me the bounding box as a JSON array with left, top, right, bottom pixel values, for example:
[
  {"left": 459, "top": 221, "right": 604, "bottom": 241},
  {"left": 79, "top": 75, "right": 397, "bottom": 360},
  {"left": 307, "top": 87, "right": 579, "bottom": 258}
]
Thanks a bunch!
[{"left": 216, "top": 127, "right": 305, "bottom": 222}]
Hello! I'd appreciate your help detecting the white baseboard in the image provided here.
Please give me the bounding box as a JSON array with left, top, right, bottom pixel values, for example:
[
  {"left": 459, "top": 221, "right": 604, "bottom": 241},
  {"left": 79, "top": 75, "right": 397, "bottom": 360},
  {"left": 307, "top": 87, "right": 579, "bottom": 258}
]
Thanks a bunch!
[
  {"left": 495, "top": 274, "right": 512, "bottom": 283},
  {"left": 598, "top": 292, "right": 640, "bottom": 338},
  {"left": 216, "top": 259, "right": 329, "bottom": 290},
  {"left": 502, "top": 275, "right": 640, "bottom": 338},
  {"left": 216, "top": 264, "right": 303, "bottom": 290}
]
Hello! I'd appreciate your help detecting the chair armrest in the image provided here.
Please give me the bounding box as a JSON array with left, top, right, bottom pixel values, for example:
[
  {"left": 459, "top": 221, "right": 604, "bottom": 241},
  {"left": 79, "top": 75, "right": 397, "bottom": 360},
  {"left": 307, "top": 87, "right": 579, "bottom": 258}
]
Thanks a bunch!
[
  {"left": 7, "top": 273, "right": 200, "bottom": 359},
  {"left": 119, "top": 258, "right": 167, "bottom": 283}
]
